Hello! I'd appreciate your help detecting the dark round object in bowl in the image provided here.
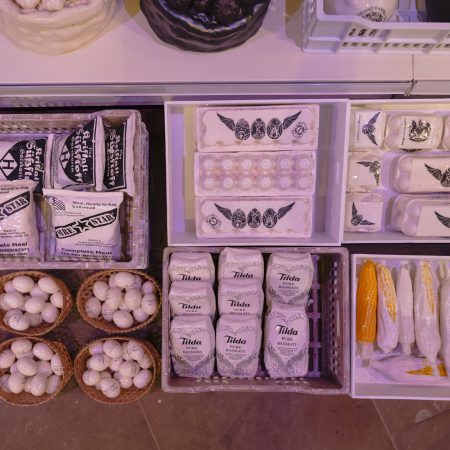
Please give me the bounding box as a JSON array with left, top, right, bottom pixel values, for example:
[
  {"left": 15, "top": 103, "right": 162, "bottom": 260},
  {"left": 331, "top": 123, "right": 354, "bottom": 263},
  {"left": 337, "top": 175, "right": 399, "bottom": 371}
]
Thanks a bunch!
[
  {"left": 211, "top": 0, "right": 242, "bottom": 25},
  {"left": 167, "top": 0, "right": 192, "bottom": 9},
  {"left": 140, "top": 0, "right": 271, "bottom": 53}
]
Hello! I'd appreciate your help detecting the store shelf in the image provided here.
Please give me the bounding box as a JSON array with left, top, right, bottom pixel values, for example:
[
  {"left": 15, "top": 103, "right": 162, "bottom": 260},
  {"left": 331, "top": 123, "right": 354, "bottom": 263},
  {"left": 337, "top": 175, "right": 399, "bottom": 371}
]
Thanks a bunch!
[
  {"left": 412, "top": 55, "right": 450, "bottom": 95},
  {"left": 0, "top": 1, "right": 414, "bottom": 106}
]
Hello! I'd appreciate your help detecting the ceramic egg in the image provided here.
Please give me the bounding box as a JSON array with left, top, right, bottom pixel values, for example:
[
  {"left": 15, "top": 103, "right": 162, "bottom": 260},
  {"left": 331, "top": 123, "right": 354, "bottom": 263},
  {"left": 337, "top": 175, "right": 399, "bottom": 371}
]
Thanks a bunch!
[
  {"left": 51, "top": 354, "right": 64, "bottom": 376},
  {"left": 29, "top": 286, "right": 49, "bottom": 300},
  {"left": 50, "top": 292, "right": 64, "bottom": 309},
  {"left": 24, "top": 297, "right": 46, "bottom": 314},
  {"left": 103, "top": 340, "right": 123, "bottom": 359},
  {"left": 38, "top": 277, "right": 59, "bottom": 295},
  {"left": 24, "top": 312, "right": 43, "bottom": 327},
  {"left": 115, "top": 372, "right": 133, "bottom": 389},
  {"left": 133, "top": 308, "right": 149, "bottom": 323},
  {"left": 108, "top": 273, "right": 118, "bottom": 288},
  {"left": 88, "top": 354, "right": 111, "bottom": 372},
  {"left": 112, "top": 311, "right": 133, "bottom": 329},
  {"left": 100, "top": 378, "right": 121, "bottom": 399},
  {"left": 141, "top": 294, "right": 158, "bottom": 316},
  {"left": 0, "top": 349, "right": 16, "bottom": 369},
  {"left": 32, "top": 342, "right": 54, "bottom": 361},
  {"left": 89, "top": 341, "right": 104, "bottom": 356},
  {"left": 0, "top": 374, "right": 10, "bottom": 392},
  {"left": 137, "top": 354, "right": 153, "bottom": 370},
  {"left": 41, "top": 304, "right": 59, "bottom": 324},
  {"left": 4, "top": 281, "right": 17, "bottom": 293},
  {"left": 8, "top": 373, "right": 25, "bottom": 393},
  {"left": 16, "top": 357, "right": 37, "bottom": 376},
  {"left": 82, "top": 369, "right": 101, "bottom": 387},
  {"left": 124, "top": 289, "right": 142, "bottom": 310},
  {"left": 92, "top": 281, "right": 109, "bottom": 301},
  {"left": 101, "top": 302, "right": 115, "bottom": 322},
  {"left": 30, "top": 374, "right": 48, "bottom": 396},
  {"left": 9, "top": 313, "right": 30, "bottom": 331},
  {"left": 85, "top": 297, "right": 101, "bottom": 319},
  {"left": 10, "top": 339, "right": 32, "bottom": 357},
  {"left": 127, "top": 341, "right": 144, "bottom": 361},
  {"left": 141, "top": 281, "right": 156, "bottom": 295},
  {"left": 105, "top": 288, "right": 122, "bottom": 310},
  {"left": 109, "top": 357, "right": 123, "bottom": 372},
  {"left": 114, "top": 272, "right": 135, "bottom": 290},
  {"left": 46, "top": 374, "right": 61, "bottom": 395},
  {"left": 133, "top": 370, "right": 152, "bottom": 389},
  {"left": 118, "top": 360, "right": 140, "bottom": 378},
  {"left": 37, "top": 360, "right": 53, "bottom": 377},
  {"left": 12, "top": 276, "right": 35, "bottom": 293},
  {"left": 4, "top": 292, "right": 24, "bottom": 309}
]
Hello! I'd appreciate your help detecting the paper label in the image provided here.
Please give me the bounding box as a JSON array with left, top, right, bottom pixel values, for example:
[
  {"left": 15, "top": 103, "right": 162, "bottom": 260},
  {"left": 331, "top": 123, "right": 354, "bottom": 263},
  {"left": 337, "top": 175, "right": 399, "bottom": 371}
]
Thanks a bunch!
[{"left": 104, "top": 122, "right": 127, "bottom": 191}]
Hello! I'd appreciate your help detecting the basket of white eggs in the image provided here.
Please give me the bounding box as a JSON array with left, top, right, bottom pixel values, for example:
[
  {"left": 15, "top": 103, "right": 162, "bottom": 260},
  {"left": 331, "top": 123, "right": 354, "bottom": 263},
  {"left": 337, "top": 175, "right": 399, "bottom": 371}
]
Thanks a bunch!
[
  {"left": 0, "top": 337, "right": 72, "bottom": 406},
  {"left": 77, "top": 270, "right": 160, "bottom": 333},
  {"left": 74, "top": 337, "right": 159, "bottom": 404},
  {"left": 0, "top": 272, "right": 73, "bottom": 336}
]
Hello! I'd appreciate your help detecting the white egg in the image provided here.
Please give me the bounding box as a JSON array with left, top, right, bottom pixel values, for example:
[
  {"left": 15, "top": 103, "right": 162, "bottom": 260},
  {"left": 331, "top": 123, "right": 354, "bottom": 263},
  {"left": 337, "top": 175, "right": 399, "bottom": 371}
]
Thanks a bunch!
[
  {"left": 87, "top": 354, "right": 111, "bottom": 372},
  {"left": 30, "top": 374, "right": 48, "bottom": 396},
  {"left": 103, "top": 340, "right": 123, "bottom": 359},
  {"left": 137, "top": 354, "right": 153, "bottom": 370},
  {"left": 32, "top": 342, "right": 54, "bottom": 361},
  {"left": 51, "top": 354, "right": 64, "bottom": 376},
  {"left": 24, "top": 312, "right": 43, "bottom": 327},
  {"left": 88, "top": 341, "right": 104, "bottom": 356},
  {"left": 133, "top": 369, "right": 152, "bottom": 389},
  {"left": 92, "top": 281, "right": 109, "bottom": 301},
  {"left": 10, "top": 339, "right": 32, "bottom": 357},
  {"left": 122, "top": 343, "right": 132, "bottom": 360},
  {"left": 114, "top": 272, "right": 136, "bottom": 290},
  {"left": 108, "top": 273, "right": 118, "bottom": 288},
  {"left": 101, "top": 302, "right": 115, "bottom": 322},
  {"left": 4, "top": 309, "right": 22, "bottom": 326},
  {"left": 8, "top": 372, "right": 25, "bottom": 393},
  {"left": 124, "top": 289, "right": 142, "bottom": 311},
  {"left": 0, "top": 374, "right": 10, "bottom": 392},
  {"left": 141, "top": 281, "right": 156, "bottom": 295},
  {"left": 95, "top": 371, "right": 112, "bottom": 390},
  {"left": 41, "top": 304, "right": 59, "bottom": 324},
  {"left": 46, "top": 374, "right": 61, "bottom": 395},
  {"left": 112, "top": 311, "right": 133, "bottom": 329},
  {"left": 16, "top": 357, "right": 37, "bottom": 376},
  {"left": 12, "top": 276, "right": 35, "bottom": 294},
  {"left": 0, "top": 294, "right": 10, "bottom": 311},
  {"left": 24, "top": 297, "right": 46, "bottom": 314},
  {"left": 84, "top": 297, "right": 101, "bottom": 319},
  {"left": 128, "top": 275, "right": 143, "bottom": 290},
  {"left": 10, "top": 362, "right": 19, "bottom": 373},
  {"left": 118, "top": 360, "right": 140, "bottom": 378},
  {"left": 29, "top": 286, "right": 49, "bottom": 300},
  {"left": 4, "top": 281, "right": 16, "bottom": 293},
  {"left": 118, "top": 301, "right": 131, "bottom": 311},
  {"left": 105, "top": 288, "right": 122, "bottom": 311},
  {"left": 9, "top": 312, "right": 30, "bottom": 331},
  {"left": 24, "top": 376, "right": 33, "bottom": 393},
  {"left": 17, "top": 351, "right": 33, "bottom": 359},
  {"left": 38, "top": 277, "right": 59, "bottom": 295},
  {"left": 127, "top": 341, "right": 145, "bottom": 361},
  {"left": 82, "top": 369, "right": 101, "bottom": 386},
  {"left": 0, "top": 349, "right": 15, "bottom": 369},
  {"left": 50, "top": 292, "right": 64, "bottom": 309},
  {"left": 109, "top": 357, "right": 123, "bottom": 372},
  {"left": 100, "top": 378, "right": 121, "bottom": 398},
  {"left": 4, "top": 292, "right": 25, "bottom": 309},
  {"left": 113, "top": 371, "right": 133, "bottom": 389},
  {"left": 141, "top": 294, "right": 158, "bottom": 316},
  {"left": 133, "top": 308, "right": 149, "bottom": 323},
  {"left": 37, "top": 360, "right": 53, "bottom": 377}
]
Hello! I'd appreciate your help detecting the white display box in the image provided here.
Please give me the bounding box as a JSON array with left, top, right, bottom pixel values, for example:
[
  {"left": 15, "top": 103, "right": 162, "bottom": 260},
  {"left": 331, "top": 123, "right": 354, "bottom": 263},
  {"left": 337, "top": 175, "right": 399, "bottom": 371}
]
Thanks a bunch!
[
  {"left": 165, "top": 99, "right": 348, "bottom": 247},
  {"left": 344, "top": 98, "right": 450, "bottom": 244},
  {"left": 351, "top": 254, "right": 450, "bottom": 400}
]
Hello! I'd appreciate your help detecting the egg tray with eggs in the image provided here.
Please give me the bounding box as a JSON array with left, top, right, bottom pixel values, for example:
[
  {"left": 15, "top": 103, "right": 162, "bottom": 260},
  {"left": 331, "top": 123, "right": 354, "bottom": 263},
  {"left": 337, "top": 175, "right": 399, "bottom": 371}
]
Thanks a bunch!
[
  {"left": 0, "top": 337, "right": 72, "bottom": 406},
  {"left": 0, "top": 0, "right": 117, "bottom": 54},
  {"left": 74, "top": 337, "right": 159, "bottom": 404},
  {"left": 161, "top": 246, "right": 350, "bottom": 394},
  {"left": 0, "top": 110, "right": 149, "bottom": 269},
  {"left": 344, "top": 100, "right": 450, "bottom": 244}
]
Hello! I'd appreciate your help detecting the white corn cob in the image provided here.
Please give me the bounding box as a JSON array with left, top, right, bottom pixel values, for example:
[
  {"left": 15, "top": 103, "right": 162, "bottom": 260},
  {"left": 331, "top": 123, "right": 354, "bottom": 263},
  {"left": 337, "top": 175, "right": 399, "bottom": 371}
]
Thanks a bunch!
[
  {"left": 376, "top": 263, "right": 399, "bottom": 354},
  {"left": 396, "top": 262, "right": 415, "bottom": 355},
  {"left": 439, "top": 263, "right": 450, "bottom": 377},
  {"left": 414, "top": 260, "right": 441, "bottom": 372}
]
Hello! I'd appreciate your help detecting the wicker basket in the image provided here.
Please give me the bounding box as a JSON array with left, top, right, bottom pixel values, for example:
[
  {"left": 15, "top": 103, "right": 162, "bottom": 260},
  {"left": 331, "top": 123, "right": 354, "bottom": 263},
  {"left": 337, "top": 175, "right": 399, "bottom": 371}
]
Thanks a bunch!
[
  {"left": 74, "top": 337, "right": 160, "bottom": 404},
  {"left": 0, "top": 337, "right": 72, "bottom": 406},
  {"left": 77, "top": 270, "right": 161, "bottom": 333},
  {"left": 0, "top": 271, "right": 73, "bottom": 337},
  {"left": 0, "top": 0, "right": 117, "bottom": 55}
]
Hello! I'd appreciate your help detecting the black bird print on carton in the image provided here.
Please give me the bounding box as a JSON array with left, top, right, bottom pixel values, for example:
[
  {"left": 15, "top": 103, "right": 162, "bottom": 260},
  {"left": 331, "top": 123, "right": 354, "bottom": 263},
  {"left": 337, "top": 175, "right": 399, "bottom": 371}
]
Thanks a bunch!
[
  {"left": 425, "top": 164, "right": 450, "bottom": 188},
  {"left": 357, "top": 160, "right": 381, "bottom": 185},
  {"left": 435, "top": 211, "right": 450, "bottom": 228},
  {"left": 361, "top": 112, "right": 381, "bottom": 146},
  {"left": 351, "top": 202, "right": 375, "bottom": 226}
]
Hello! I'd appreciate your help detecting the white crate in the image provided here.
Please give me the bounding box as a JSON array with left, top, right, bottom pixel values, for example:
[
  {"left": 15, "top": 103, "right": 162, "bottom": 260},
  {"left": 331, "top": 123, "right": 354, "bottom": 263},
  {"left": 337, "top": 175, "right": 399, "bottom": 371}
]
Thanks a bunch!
[
  {"left": 351, "top": 254, "right": 450, "bottom": 400},
  {"left": 302, "top": 0, "right": 450, "bottom": 54},
  {"left": 343, "top": 98, "right": 450, "bottom": 244},
  {"left": 165, "top": 99, "right": 348, "bottom": 247}
]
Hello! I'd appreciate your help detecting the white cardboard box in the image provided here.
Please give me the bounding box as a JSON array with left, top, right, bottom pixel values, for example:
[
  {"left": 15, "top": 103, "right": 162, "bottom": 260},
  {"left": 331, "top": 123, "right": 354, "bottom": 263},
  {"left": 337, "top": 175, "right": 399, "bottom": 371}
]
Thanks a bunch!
[
  {"left": 351, "top": 253, "right": 450, "bottom": 400},
  {"left": 344, "top": 98, "right": 450, "bottom": 244},
  {"left": 165, "top": 99, "right": 348, "bottom": 247}
]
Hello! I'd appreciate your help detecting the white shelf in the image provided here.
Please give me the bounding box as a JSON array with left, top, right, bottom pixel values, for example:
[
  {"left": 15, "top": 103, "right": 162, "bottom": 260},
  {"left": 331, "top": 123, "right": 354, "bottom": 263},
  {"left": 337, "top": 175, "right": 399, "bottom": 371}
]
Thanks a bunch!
[
  {"left": 412, "top": 55, "right": 450, "bottom": 95},
  {"left": 0, "top": 1, "right": 414, "bottom": 106}
]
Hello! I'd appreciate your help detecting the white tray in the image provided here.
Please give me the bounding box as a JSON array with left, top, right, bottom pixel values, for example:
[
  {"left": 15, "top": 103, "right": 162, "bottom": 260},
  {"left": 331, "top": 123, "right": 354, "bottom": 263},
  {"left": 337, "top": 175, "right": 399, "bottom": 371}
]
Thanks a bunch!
[
  {"left": 302, "top": 0, "right": 450, "bottom": 54},
  {"left": 351, "top": 254, "right": 450, "bottom": 400},
  {"left": 344, "top": 98, "right": 450, "bottom": 244},
  {"left": 165, "top": 99, "right": 348, "bottom": 247}
]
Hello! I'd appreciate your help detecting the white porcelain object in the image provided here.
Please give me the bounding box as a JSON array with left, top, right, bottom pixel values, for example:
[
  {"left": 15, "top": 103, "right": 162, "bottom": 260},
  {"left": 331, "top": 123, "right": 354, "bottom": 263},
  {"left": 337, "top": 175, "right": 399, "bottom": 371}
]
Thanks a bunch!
[{"left": 324, "top": 0, "right": 398, "bottom": 21}]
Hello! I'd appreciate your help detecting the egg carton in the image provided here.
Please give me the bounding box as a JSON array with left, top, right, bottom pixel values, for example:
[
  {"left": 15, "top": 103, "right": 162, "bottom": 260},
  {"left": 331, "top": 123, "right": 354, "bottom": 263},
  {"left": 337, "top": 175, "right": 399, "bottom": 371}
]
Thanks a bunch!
[
  {"left": 0, "top": 110, "right": 149, "bottom": 269},
  {"left": 162, "top": 246, "right": 350, "bottom": 394},
  {"left": 194, "top": 151, "right": 316, "bottom": 197}
]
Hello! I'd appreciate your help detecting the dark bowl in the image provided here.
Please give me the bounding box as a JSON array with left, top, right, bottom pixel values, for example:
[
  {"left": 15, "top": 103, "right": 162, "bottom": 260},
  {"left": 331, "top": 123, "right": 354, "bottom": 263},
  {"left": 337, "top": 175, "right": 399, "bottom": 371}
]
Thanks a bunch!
[{"left": 140, "top": 0, "right": 271, "bottom": 52}]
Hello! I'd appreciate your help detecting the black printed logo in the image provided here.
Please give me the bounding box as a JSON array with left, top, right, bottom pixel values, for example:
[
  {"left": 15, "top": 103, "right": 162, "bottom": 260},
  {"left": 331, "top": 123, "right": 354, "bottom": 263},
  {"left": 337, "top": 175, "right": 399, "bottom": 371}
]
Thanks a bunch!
[
  {"left": 55, "top": 208, "right": 118, "bottom": 239},
  {"left": 435, "top": 211, "right": 450, "bottom": 228},
  {"left": 357, "top": 160, "right": 381, "bottom": 185},
  {"left": 104, "top": 122, "right": 127, "bottom": 190},
  {"left": 351, "top": 202, "right": 375, "bottom": 226},
  {"left": 361, "top": 112, "right": 380, "bottom": 146},
  {"left": 425, "top": 164, "right": 450, "bottom": 188},
  {"left": 0, "top": 191, "right": 30, "bottom": 221}
]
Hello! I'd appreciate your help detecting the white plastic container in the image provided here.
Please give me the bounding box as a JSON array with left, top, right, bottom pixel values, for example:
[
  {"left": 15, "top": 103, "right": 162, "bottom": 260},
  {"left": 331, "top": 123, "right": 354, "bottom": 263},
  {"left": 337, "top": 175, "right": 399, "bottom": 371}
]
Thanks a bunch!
[
  {"left": 302, "top": 0, "right": 450, "bottom": 54},
  {"left": 165, "top": 99, "right": 348, "bottom": 247}
]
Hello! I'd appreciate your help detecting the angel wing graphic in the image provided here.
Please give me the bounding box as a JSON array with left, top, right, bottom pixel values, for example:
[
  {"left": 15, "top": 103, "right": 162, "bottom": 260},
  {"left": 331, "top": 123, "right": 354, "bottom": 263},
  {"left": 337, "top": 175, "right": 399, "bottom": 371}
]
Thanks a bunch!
[
  {"left": 425, "top": 164, "right": 450, "bottom": 188},
  {"left": 217, "top": 113, "right": 236, "bottom": 131},
  {"left": 282, "top": 111, "right": 302, "bottom": 130},
  {"left": 277, "top": 202, "right": 295, "bottom": 219},
  {"left": 361, "top": 112, "right": 380, "bottom": 146},
  {"left": 214, "top": 203, "right": 232, "bottom": 220},
  {"left": 351, "top": 202, "right": 375, "bottom": 226},
  {"left": 435, "top": 211, "right": 450, "bottom": 228},
  {"left": 357, "top": 161, "right": 381, "bottom": 185}
]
